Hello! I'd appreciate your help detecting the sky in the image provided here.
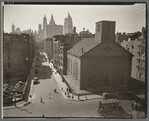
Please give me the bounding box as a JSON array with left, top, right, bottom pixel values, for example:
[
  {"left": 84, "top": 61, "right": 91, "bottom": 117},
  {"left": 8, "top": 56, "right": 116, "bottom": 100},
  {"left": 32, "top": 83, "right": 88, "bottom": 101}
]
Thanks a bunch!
[{"left": 3, "top": 3, "right": 146, "bottom": 34}]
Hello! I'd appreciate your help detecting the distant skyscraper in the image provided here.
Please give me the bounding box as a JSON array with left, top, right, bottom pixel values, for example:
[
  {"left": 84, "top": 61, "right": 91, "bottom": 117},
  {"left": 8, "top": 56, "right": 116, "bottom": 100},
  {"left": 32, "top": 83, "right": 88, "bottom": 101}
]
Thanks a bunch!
[
  {"left": 38, "top": 14, "right": 63, "bottom": 41},
  {"left": 43, "top": 15, "right": 47, "bottom": 39},
  {"left": 46, "top": 14, "right": 63, "bottom": 38},
  {"left": 63, "top": 12, "right": 73, "bottom": 34},
  {"left": 11, "top": 23, "right": 15, "bottom": 33},
  {"left": 49, "top": 14, "right": 55, "bottom": 25}
]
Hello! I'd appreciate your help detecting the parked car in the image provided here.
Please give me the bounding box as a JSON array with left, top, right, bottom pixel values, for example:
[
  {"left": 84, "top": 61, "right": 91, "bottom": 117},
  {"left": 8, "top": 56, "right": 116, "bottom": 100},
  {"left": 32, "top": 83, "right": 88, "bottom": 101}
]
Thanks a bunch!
[
  {"left": 33, "top": 77, "right": 40, "bottom": 85},
  {"left": 132, "top": 94, "right": 146, "bottom": 112},
  {"left": 102, "top": 92, "right": 117, "bottom": 100}
]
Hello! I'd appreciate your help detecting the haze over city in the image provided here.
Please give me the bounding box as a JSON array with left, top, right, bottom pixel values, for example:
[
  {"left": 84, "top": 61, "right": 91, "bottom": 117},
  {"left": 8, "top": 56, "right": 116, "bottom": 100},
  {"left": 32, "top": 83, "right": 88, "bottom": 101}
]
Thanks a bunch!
[
  {"left": 4, "top": 3, "right": 146, "bottom": 34},
  {"left": 3, "top": 2, "right": 147, "bottom": 119}
]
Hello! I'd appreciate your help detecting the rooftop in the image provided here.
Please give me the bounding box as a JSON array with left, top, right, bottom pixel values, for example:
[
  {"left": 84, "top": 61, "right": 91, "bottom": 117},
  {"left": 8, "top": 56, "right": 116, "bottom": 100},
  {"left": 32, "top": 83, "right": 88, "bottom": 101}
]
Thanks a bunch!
[{"left": 67, "top": 38, "right": 98, "bottom": 57}]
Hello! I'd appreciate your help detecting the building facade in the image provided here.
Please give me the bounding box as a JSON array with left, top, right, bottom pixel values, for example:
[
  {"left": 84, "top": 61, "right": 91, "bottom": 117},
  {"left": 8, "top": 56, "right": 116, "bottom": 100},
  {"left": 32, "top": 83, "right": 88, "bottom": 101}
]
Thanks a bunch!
[
  {"left": 44, "top": 38, "right": 53, "bottom": 59},
  {"left": 121, "top": 36, "right": 146, "bottom": 81},
  {"left": 67, "top": 21, "right": 133, "bottom": 92},
  {"left": 138, "top": 53, "right": 145, "bottom": 83},
  {"left": 115, "top": 27, "right": 146, "bottom": 44},
  {"left": 40, "top": 14, "right": 63, "bottom": 40},
  {"left": 52, "top": 34, "right": 82, "bottom": 75},
  {"left": 3, "top": 33, "right": 35, "bottom": 85},
  {"left": 63, "top": 13, "right": 73, "bottom": 35}
]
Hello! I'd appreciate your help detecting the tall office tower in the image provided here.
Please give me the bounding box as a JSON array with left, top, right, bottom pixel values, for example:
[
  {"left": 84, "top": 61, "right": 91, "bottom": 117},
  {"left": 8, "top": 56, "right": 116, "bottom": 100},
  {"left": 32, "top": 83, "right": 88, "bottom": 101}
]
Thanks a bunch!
[
  {"left": 43, "top": 15, "right": 47, "bottom": 39},
  {"left": 63, "top": 12, "right": 73, "bottom": 34}
]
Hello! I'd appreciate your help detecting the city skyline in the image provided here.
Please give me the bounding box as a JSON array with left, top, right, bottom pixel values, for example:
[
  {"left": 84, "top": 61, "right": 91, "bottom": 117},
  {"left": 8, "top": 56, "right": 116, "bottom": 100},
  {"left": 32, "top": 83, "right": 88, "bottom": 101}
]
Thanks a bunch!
[{"left": 4, "top": 3, "right": 146, "bottom": 34}]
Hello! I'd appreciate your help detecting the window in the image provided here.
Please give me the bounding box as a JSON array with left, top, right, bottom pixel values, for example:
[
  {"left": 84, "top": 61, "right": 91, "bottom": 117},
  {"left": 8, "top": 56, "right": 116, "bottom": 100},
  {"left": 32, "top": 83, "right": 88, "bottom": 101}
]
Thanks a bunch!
[
  {"left": 76, "top": 62, "right": 78, "bottom": 80},
  {"left": 71, "top": 59, "right": 72, "bottom": 75},
  {"left": 67, "top": 58, "right": 69, "bottom": 72},
  {"left": 73, "top": 61, "right": 75, "bottom": 77},
  {"left": 8, "top": 63, "right": 10, "bottom": 68}
]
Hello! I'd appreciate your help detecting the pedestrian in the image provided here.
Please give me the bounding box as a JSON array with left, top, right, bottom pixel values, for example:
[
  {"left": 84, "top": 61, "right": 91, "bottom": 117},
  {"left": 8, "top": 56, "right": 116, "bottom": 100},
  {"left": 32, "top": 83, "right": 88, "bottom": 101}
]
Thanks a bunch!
[
  {"left": 72, "top": 95, "right": 74, "bottom": 99},
  {"left": 78, "top": 95, "right": 80, "bottom": 100},
  {"left": 54, "top": 89, "right": 56, "bottom": 93},
  {"left": 15, "top": 102, "right": 16, "bottom": 107},
  {"left": 40, "top": 97, "right": 43, "bottom": 103},
  {"left": 86, "top": 96, "right": 87, "bottom": 100},
  {"left": 49, "top": 93, "right": 51, "bottom": 99}
]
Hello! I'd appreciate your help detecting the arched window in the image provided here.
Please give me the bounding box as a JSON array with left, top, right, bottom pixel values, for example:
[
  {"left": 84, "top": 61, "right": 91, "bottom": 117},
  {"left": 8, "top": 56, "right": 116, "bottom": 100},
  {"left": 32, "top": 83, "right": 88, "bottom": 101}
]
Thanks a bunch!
[
  {"left": 76, "top": 62, "right": 78, "bottom": 80},
  {"left": 87, "top": 76, "right": 92, "bottom": 87},
  {"left": 104, "top": 77, "right": 109, "bottom": 86},
  {"left": 67, "top": 58, "right": 70, "bottom": 72},
  {"left": 97, "top": 76, "right": 103, "bottom": 86},
  {"left": 73, "top": 61, "right": 75, "bottom": 77},
  {"left": 71, "top": 59, "right": 72, "bottom": 75}
]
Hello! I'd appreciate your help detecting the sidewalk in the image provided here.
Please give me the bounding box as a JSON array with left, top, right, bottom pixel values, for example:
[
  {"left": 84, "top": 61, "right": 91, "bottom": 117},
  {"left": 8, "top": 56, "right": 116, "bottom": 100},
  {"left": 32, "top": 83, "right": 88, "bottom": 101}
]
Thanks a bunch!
[
  {"left": 42, "top": 52, "right": 103, "bottom": 101},
  {"left": 3, "top": 101, "right": 31, "bottom": 110},
  {"left": 49, "top": 62, "right": 102, "bottom": 101}
]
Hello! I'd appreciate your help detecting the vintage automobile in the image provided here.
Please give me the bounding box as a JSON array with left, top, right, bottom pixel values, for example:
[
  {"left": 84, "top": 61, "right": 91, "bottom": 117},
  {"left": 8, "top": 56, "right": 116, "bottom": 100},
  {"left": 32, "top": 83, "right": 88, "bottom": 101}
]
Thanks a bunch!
[
  {"left": 33, "top": 77, "right": 40, "bottom": 85},
  {"left": 97, "top": 99, "right": 121, "bottom": 113},
  {"left": 102, "top": 92, "right": 117, "bottom": 100},
  {"left": 132, "top": 94, "right": 146, "bottom": 112}
]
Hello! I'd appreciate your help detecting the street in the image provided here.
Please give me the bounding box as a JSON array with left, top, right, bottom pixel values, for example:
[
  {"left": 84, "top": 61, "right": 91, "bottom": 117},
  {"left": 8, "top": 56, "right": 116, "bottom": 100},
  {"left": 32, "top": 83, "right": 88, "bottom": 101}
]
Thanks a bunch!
[
  {"left": 3, "top": 51, "right": 143, "bottom": 118},
  {"left": 3, "top": 51, "right": 100, "bottom": 118}
]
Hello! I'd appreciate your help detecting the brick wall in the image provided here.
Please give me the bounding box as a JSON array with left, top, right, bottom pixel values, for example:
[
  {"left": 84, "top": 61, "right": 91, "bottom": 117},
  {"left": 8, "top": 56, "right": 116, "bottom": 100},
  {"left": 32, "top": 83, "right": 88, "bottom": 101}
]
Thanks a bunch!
[{"left": 80, "top": 56, "right": 132, "bottom": 92}]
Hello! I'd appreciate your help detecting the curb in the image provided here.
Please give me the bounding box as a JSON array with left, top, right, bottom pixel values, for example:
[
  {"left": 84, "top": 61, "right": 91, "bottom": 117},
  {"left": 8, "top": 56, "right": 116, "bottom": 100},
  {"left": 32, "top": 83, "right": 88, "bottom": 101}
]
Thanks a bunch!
[
  {"left": 52, "top": 72, "right": 102, "bottom": 101},
  {"left": 3, "top": 101, "right": 31, "bottom": 110}
]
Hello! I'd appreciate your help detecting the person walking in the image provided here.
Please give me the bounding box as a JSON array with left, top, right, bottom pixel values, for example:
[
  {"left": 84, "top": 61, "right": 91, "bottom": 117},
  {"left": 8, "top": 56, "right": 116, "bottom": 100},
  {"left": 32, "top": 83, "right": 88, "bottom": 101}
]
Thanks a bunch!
[
  {"left": 49, "top": 93, "right": 51, "bottom": 99},
  {"left": 40, "top": 97, "right": 43, "bottom": 103},
  {"left": 54, "top": 89, "right": 56, "bottom": 93}
]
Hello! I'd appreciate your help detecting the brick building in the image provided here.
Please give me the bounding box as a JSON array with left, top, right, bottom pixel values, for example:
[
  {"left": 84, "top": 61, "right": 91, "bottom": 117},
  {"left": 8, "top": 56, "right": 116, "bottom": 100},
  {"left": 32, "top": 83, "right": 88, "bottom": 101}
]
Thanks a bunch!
[
  {"left": 121, "top": 36, "right": 146, "bottom": 81},
  {"left": 3, "top": 33, "right": 35, "bottom": 85},
  {"left": 67, "top": 21, "right": 133, "bottom": 92},
  {"left": 52, "top": 34, "right": 81, "bottom": 75},
  {"left": 44, "top": 38, "right": 53, "bottom": 59},
  {"left": 115, "top": 27, "right": 146, "bottom": 44},
  {"left": 138, "top": 53, "right": 145, "bottom": 82}
]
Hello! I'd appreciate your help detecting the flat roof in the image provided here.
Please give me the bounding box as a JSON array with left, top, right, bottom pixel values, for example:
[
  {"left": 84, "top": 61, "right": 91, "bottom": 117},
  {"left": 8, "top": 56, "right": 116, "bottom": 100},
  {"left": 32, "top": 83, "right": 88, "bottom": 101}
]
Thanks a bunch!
[{"left": 96, "top": 20, "right": 116, "bottom": 24}]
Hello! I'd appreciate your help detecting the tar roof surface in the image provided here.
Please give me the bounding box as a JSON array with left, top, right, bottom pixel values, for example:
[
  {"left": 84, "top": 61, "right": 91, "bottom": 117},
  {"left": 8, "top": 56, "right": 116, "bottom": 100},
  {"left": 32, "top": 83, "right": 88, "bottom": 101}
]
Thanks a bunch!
[{"left": 67, "top": 38, "right": 99, "bottom": 57}]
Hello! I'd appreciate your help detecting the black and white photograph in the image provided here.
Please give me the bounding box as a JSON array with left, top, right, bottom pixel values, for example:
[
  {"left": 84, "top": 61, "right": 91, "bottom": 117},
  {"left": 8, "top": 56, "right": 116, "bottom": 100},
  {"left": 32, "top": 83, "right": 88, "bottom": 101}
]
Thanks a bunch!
[{"left": 3, "top": 2, "right": 147, "bottom": 119}]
